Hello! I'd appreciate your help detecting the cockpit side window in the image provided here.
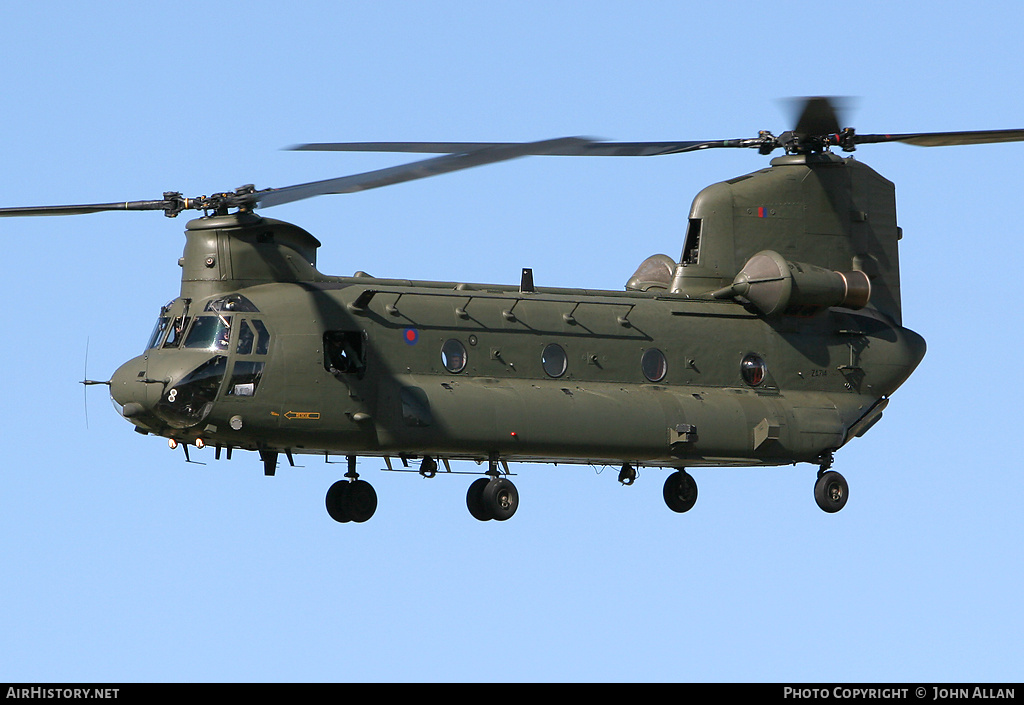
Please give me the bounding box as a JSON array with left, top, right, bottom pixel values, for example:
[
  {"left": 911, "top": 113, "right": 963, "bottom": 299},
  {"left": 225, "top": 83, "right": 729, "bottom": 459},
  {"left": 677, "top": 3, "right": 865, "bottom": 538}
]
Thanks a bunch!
[
  {"left": 232, "top": 319, "right": 270, "bottom": 357},
  {"left": 227, "top": 361, "right": 266, "bottom": 397},
  {"left": 252, "top": 320, "right": 270, "bottom": 355},
  {"left": 227, "top": 319, "right": 270, "bottom": 400},
  {"left": 236, "top": 321, "right": 255, "bottom": 355},
  {"left": 147, "top": 317, "right": 171, "bottom": 350}
]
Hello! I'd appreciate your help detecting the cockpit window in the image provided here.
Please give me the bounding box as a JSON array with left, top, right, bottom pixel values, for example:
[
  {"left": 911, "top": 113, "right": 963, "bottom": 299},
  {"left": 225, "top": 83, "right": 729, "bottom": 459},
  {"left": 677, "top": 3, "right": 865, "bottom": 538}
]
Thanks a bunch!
[
  {"left": 252, "top": 320, "right": 270, "bottom": 355},
  {"left": 236, "top": 321, "right": 254, "bottom": 355},
  {"left": 184, "top": 315, "right": 232, "bottom": 351},
  {"left": 154, "top": 356, "right": 227, "bottom": 429},
  {"left": 205, "top": 294, "right": 260, "bottom": 313},
  {"left": 235, "top": 319, "right": 270, "bottom": 355},
  {"left": 163, "top": 316, "right": 191, "bottom": 348},
  {"left": 227, "top": 361, "right": 266, "bottom": 397},
  {"left": 147, "top": 317, "right": 170, "bottom": 350}
]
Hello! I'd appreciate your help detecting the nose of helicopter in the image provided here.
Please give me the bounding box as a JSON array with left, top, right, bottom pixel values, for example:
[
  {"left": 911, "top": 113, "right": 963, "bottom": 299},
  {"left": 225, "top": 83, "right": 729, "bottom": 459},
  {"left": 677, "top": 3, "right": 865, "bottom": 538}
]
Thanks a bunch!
[
  {"left": 109, "top": 355, "right": 155, "bottom": 422},
  {"left": 110, "top": 351, "right": 228, "bottom": 430}
]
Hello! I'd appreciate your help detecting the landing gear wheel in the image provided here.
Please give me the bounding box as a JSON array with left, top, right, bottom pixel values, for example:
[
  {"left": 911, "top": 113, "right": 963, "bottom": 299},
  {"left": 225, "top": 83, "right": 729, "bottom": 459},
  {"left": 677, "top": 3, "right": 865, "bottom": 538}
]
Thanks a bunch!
[
  {"left": 814, "top": 471, "right": 848, "bottom": 513},
  {"left": 347, "top": 480, "right": 378, "bottom": 523},
  {"left": 482, "top": 477, "right": 519, "bottom": 521},
  {"left": 326, "top": 480, "right": 352, "bottom": 523},
  {"left": 467, "top": 478, "right": 493, "bottom": 521},
  {"left": 326, "top": 479, "right": 377, "bottom": 523},
  {"left": 663, "top": 470, "right": 698, "bottom": 513}
]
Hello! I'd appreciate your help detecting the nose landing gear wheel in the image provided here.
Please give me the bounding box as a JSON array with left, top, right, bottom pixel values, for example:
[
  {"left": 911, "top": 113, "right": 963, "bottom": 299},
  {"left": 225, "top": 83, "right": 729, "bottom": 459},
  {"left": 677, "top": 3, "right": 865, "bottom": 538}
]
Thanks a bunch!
[
  {"left": 814, "top": 471, "right": 848, "bottom": 513},
  {"left": 663, "top": 470, "right": 698, "bottom": 513}
]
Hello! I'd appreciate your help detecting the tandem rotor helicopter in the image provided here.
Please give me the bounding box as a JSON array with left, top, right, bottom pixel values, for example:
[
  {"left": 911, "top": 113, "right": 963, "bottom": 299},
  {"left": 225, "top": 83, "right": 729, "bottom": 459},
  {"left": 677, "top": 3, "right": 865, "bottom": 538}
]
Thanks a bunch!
[{"left": 4, "top": 97, "right": 1021, "bottom": 523}]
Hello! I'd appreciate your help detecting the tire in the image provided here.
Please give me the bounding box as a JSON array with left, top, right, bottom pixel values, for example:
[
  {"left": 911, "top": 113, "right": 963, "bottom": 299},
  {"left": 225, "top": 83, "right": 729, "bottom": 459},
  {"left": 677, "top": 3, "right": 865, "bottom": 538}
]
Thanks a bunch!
[
  {"left": 482, "top": 477, "right": 519, "bottom": 521},
  {"left": 814, "top": 471, "right": 848, "bottom": 513},
  {"left": 663, "top": 471, "right": 698, "bottom": 513},
  {"left": 467, "top": 478, "right": 493, "bottom": 521},
  {"left": 326, "top": 480, "right": 352, "bottom": 523},
  {"left": 347, "top": 480, "right": 378, "bottom": 523}
]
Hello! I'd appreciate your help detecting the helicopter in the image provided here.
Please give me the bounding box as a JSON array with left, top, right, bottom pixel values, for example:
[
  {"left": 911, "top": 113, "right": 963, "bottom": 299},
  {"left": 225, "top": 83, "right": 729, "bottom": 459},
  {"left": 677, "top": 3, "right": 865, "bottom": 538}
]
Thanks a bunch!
[{"left": 4, "top": 98, "right": 1022, "bottom": 523}]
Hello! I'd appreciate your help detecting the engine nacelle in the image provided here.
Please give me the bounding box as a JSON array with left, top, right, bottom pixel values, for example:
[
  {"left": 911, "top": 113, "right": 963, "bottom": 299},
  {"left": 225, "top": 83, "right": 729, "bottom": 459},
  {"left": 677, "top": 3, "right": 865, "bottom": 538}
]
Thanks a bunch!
[{"left": 714, "top": 250, "right": 871, "bottom": 317}]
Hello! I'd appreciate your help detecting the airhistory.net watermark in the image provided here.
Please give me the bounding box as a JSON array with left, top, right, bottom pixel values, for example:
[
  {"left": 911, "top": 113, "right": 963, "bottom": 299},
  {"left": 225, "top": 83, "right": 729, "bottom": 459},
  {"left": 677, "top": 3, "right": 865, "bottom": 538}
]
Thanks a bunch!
[{"left": 5, "top": 688, "right": 118, "bottom": 700}]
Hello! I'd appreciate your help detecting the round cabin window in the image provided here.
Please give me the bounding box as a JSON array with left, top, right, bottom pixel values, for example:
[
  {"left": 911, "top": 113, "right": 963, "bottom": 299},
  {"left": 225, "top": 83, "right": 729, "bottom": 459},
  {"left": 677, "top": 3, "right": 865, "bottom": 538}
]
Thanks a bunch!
[
  {"left": 541, "top": 343, "right": 567, "bottom": 378},
  {"left": 641, "top": 348, "right": 667, "bottom": 382},
  {"left": 741, "top": 353, "right": 768, "bottom": 387},
  {"left": 441, "top": 339, "right": 467, "bottom": 373}
]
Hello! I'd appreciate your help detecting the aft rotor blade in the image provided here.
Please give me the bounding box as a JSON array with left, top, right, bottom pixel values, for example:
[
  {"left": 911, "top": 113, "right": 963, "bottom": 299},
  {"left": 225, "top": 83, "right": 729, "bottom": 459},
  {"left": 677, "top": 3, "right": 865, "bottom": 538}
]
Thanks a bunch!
[
  {"left": 290, "top": 139, "right": 759, "bottom": 157},
  {"left": 854, "top": 128, "right": 1024, "bottom": 147},
  {"left": 256, "top": 136, "right": 593, "bottom": 208},
  {"left": 792, "top": 96, "right": 843, "bottom": 137}
]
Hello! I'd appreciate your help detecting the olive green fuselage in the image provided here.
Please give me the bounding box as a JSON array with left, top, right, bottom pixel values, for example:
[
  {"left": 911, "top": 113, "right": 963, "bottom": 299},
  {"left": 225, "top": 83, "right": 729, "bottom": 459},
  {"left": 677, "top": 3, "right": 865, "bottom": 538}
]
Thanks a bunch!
[
  {"left": 111, "top": 245, "right": 924, "bottom": 469},
  {"left": 110, "top": 153, "right": 926, "bottom": 471}
]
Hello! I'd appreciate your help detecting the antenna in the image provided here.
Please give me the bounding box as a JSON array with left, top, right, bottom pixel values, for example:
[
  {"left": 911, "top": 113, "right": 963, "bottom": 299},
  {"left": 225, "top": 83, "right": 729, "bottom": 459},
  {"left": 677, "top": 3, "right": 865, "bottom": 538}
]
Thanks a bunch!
[{"left": 81, "top": 338, "right": 111, "bottom": 429}]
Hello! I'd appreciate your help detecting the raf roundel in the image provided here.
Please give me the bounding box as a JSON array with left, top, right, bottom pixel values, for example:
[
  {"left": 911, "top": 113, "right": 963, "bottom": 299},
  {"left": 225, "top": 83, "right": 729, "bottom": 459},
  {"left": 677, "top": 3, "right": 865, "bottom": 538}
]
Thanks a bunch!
[{"left": 403, "top": 328, "right": 419, "bottom": 346}]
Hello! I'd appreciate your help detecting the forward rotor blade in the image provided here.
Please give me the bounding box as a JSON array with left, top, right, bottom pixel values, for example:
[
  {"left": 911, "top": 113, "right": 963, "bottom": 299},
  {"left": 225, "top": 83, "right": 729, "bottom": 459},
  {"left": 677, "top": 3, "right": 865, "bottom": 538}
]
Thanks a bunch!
[
  {"left": 290, "top": 139, "right": 757, "bottom": 157},
  {"left": 0, "top": 138, "right": 594, "bottom": 217},
  {"left": 0, "top": 199, "right": 183, "bottom": 217},
  {"left": 854, "top": 128, "right": 1024, "bottom": 147},
  {"left": 256, "top": 136, "right": 593, "bottom": 208},
  {"left": 292, "top": 141, "right": 528, "bottom": 154}
]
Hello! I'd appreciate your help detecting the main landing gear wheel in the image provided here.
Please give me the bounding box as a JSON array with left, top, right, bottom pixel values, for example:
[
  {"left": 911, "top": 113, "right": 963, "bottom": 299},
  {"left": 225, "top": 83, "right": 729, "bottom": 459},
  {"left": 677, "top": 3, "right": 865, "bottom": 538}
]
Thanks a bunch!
[
  {"left": 326, "top": 480, "right": 352, "bottom": 523},
  {"left": 466, "top": 478, "right": 492, "bottom": 521},
  {"left": 663, "top": 470, "right": 698, "bottom": 513},
  {"left": 466, "top": 476, "right": 519, "bottom": 521},
  {"left": 326, "top": 479, "right": 378, "bottom": 523},
  {"left": 347, "top": 480, "right": 378, "bottom": 522},
  {"left": 814, "top": 470, "right": 848, "bottom": 513}
]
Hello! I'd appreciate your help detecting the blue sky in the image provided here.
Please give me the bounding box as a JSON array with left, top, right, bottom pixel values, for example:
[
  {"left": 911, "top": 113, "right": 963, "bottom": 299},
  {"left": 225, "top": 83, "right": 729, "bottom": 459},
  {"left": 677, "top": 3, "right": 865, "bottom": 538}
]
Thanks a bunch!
[{"left": 1, "top": 0, "right": 1022, "bottom": 682}]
